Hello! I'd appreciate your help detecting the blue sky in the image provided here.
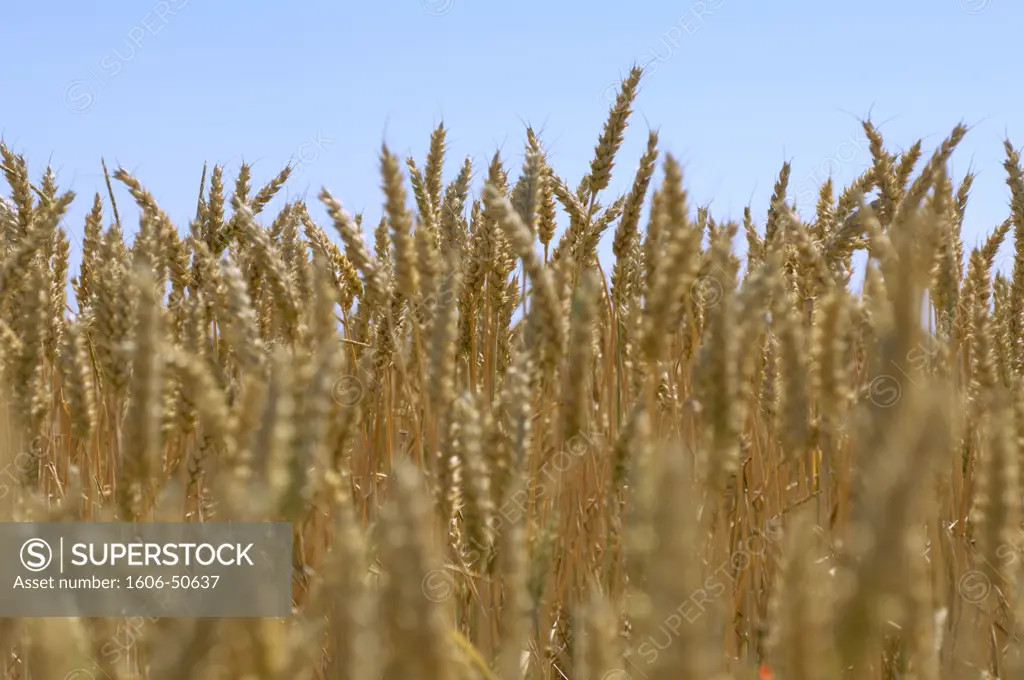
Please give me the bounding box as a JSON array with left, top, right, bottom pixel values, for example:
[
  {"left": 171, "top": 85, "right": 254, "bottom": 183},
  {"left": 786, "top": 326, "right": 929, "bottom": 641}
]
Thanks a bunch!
[{"left": 2, "top": 0, "right": 1021, "bottom": 284}]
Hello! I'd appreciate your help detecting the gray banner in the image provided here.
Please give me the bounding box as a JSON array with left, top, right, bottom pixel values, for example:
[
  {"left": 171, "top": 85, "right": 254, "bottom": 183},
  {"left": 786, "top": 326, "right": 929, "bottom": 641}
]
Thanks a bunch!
[{"left": 0, "top": 522, "right": 292, "bottom": 617}]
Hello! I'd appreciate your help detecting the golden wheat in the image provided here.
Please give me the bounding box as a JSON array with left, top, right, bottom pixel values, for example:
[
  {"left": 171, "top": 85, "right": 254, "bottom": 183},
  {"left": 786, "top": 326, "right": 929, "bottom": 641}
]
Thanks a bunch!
[{"left": 1, "top": 68, "right": 1023, "bottom": 680}]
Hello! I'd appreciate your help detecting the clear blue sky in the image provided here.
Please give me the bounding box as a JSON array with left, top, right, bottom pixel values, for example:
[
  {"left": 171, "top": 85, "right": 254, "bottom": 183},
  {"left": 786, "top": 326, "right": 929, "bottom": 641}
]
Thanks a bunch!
[{"left": 2, "top": 0, "right": 1021, "bottom": 284}]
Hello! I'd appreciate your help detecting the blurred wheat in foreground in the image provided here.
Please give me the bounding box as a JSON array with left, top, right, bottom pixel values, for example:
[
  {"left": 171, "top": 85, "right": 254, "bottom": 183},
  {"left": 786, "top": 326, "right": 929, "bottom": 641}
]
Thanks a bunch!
[{"left": 1, "top": 67, "right": 1023, "bottom": 679}]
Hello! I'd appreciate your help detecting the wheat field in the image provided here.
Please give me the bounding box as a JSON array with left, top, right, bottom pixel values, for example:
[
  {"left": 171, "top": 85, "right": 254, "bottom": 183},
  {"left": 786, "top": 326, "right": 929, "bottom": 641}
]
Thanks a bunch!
[{"left": 0, "top": 65, "right": 1021, "bottom": 679}]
